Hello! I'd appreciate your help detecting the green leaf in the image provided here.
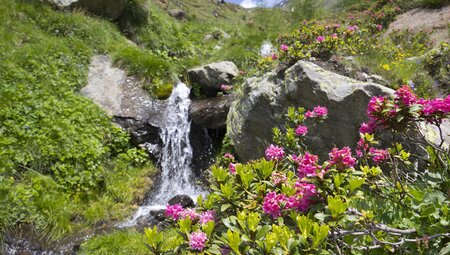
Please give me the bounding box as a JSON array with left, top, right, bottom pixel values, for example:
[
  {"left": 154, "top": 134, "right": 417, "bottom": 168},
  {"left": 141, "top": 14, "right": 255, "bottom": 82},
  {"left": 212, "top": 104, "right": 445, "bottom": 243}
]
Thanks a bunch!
[
  {"left": 327, "top": 196, "right": 348, "bottom": 219},
  {"left": 248, "top": 212, "right": 262, "bottom": 232},
  {"left": 226, "top": 229, "right": 242, "bottom": 254},
  {"left": 347, "top": 177, "right": 366, "bottom": 193},
  {"left": 312, "top": 224, "right": 329, "bottom": 248},
  {"left": 296, "top": 215, "right": 314, "bottom": 239},
  {"left": 221, "top": 203, "right": 232, "bottom": 212},
  {"left": 439, "top": 241, "right": 450, "bottom": 255},
  {"left": 255, "top": 225, "right": 271, "bottom": 240}
]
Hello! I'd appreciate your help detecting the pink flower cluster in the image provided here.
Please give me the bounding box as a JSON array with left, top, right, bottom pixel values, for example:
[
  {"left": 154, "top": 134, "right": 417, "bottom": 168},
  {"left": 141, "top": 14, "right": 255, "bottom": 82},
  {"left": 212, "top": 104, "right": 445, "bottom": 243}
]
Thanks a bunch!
[
  {"left": 328, "top": 147, "right": 356, "bottom": 170},
  {"left": 229, "top": 163, "right": 236, "bottom": 174},
  {"left": 262, "top": 183, "right": 318, "bottom": 218},
  {"left": 362, "top": 85, "right": 450, "bottom": 134},
  {"left": 395, "top": 85, "right": 417, "bottom": 106},
  {"left": 265, "top": 144, "right": 285, "bottom": 161},
  {"left": 359, "top": 120, "right": 377, "bottom": 134},
  {"left": 262, "top": 191, "right": 287, "bottom": 218},
  {"left": 305, "top": 106, "right": 328, "bottom": 118},
  {"left": 180, "top": 208, "right": 199, "bottom": 220},
  {"left": 369, "top": 148, "right": 389, "bottom": 164},
  {"left": 295, "top": 182, "right": 317, "bottom": 211},
  {"left": 166, "top": 204, "right": 215, "bottom": 225},
  {"left": 419, "top": 96, "right": 450, "bottom": 122},
  {"left": 165, "top": 204, "right": 184, "bottom": 220},
  {"left": 295, "top": 125, "right": 308, "bottom": 136},
  {"left": 356, "top": 138, "right": 369, "bottom": 157},
  {"left": 316, "top": 36, "right": 325, "bottom": 43},
  {"left": 293, "top": 152, "right": 320, "bottom": 178},
  {"left": 271, "top": 171, "right": 287, "bottom": 186},
  {"left": 199, "top": 210, "right": 215, "bottom": 225},
  {"left": 189, "top": 231, "right": 208, "bottom": 251},
  {"left": 223, "top": 153, "right": 235, "bottom": 161},
  {"left": 347, "top": 25, "right": 359, "bottom": 32},
  {"left": 280, "top": 44, "right": 289, "bottom": 51}
]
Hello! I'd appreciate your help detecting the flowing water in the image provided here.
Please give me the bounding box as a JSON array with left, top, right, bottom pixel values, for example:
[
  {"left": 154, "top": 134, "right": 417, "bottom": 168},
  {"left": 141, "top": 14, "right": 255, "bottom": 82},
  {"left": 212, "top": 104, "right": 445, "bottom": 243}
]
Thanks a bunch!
[{"left": 121, "top": 83, "right": 206, "bottom": 226}]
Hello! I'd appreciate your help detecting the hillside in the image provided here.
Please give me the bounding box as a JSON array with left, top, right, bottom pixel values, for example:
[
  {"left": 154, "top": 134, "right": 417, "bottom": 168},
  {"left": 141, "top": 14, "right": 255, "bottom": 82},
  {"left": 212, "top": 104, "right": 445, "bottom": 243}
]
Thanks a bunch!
[{"left": 1, "top": 0, "right": 449, "bottom": 254}]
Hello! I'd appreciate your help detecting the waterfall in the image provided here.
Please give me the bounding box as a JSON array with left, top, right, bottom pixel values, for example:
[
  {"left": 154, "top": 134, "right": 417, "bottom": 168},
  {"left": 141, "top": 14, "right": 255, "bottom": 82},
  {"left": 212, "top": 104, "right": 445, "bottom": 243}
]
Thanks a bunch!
[{"left": 121, "top": 83, "right": 205, "bottom": 227}]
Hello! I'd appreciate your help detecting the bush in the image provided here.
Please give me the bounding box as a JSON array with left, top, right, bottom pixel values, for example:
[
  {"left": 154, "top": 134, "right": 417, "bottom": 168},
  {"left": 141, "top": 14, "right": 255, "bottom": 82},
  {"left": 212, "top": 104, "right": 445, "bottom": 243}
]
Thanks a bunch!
[{"left": 147, "top": 85, "right": 450, "bottom": 254}]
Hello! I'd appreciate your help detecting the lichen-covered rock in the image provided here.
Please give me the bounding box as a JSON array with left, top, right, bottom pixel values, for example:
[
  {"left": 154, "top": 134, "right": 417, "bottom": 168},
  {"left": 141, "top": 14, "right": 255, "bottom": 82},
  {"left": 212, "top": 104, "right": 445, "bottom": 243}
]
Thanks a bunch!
[
  {"left": 228, "top": 61, "right": 450, "bottom": 162},
  {"left": 188, "top": 61, "right": 239, "bottom": 97},
  {"left": 227, "top": 61, "right": 394, "bottom": 162}
]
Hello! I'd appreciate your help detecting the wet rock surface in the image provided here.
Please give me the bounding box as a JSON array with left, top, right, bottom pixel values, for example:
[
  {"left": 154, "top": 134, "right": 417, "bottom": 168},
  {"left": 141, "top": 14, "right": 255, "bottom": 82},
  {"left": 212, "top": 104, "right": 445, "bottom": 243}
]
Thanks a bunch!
[
  {"left": 81, "top": 55, "right": 167, "bottom": 126},
  {"left": 190, "top": 95, "right": 235, "bottom": 129},
  {"left": 168, "top": 194, "right": 195, "bottom": 208}
]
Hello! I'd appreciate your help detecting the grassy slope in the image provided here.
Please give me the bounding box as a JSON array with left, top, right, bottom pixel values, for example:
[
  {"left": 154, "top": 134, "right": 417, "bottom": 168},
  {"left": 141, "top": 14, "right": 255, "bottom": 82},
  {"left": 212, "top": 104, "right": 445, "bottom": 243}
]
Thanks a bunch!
[
  {"left": 0, "top": 0, "right": 294, "bottom": 247},
  {"left": 0, "top": 0, "right": 158, "bottom": 243}
]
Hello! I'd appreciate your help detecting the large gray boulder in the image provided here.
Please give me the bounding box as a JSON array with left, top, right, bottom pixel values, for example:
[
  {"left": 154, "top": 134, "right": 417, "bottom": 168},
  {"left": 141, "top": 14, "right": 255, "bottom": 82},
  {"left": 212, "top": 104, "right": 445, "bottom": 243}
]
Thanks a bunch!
[
  {"left": 188, "top": 61, "right": 239, "bottom": 97},
  {"left": 228, "top": 61, "right": 450, "bottom": 162},
  {"left": 227, "top": 61, "right": 395, "bottom": 162}
]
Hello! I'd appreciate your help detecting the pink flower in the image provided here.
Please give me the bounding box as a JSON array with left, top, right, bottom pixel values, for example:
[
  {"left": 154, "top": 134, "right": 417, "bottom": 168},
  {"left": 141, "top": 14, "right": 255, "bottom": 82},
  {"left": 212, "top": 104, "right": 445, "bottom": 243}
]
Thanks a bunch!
[
  {"left": 369, "top": 148, "right": 389, "bottom": 164},
  {"left": 331, "top": 33, "right": 338, "bottom": 39},
  {"left": 229, "top": 163, "right": 237, "bottom": 174},
  {"left": 165, "top": 204, "right": 184, "bottom": 220},
  {"left": 220, "top": 84, "right": 232, "bottom": 91},
  {"left": 280, "top": 44, "right": 289, "bottom": 51},
  {"left": 305, "top": 110, "right": 314, "bottom": 118},
  {"left": 295, "top": 125, "right": 308, "bottom": 136},
  {"left": 359, "top": 120, "right": 377, "bottom": 134},
  {"left": 271, "top": 53, "right": 278, "bottom": 60},
  {"left": 223, "top": 153, "right": 235, "bottom": 161},
  {"left": 347, "top": 25, "right": 359, "bottom": 32},
  {"left": 419, "top": 96, "right": 450, "bottom": 121},
  {"left": 297, "top": 152, "right": 320, "bottom": 178},
  {"left": 180, "top": 208, "right": 199, "bottom": 220},
  {"left": 367, "top": 96, "right": 388, "bottom": 121},
  {"left": 316, "top": 36, "right": 325, "bottom": 43},
  {"left": 189, "top": 231, "right": 208, "bottom": 251},
  {"left": 376, "top": 24, "right": 383, "bottom": 31},
  {"left": 314, "top": 106, "right": 328, "bottom": 117},
  {"left": 262, "top": 191, "right": 287, "bottom": 218},
  {"left": 285, "top": 196, "right": 301, "bottom": 210},
  {"left": 265, "top": 144, "right": 285, "bottom": 161},
  {"left": 328, "top": 147, "right": 357, "bottom": 170},
  {"left": 295, "top": 182, "right": 317, "bottom": 211},
  {"left": 271, "top": 172, "right": 287, "bottom": 186},
  {"left": 199, "top": 210, "right": 215, "bottom": 225},
  {"left": 356, "top": 138, "right": 369, "bottom": 157},
  {"left": 394, "top": 85, "right": 417, "bottom": 106}
]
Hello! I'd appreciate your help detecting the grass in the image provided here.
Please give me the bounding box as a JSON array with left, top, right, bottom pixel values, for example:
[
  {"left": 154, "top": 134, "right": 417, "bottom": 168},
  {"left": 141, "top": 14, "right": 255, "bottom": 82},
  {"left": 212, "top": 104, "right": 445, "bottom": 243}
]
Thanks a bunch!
[
  {"left": 0, "top": 0, "right": 159, "bottom": 242},
  {"left": 79, "top": 228, "right": 183, "bottom": 255},
  {"left": 79, "top": 229, "right": 149, "bottom": 255}
]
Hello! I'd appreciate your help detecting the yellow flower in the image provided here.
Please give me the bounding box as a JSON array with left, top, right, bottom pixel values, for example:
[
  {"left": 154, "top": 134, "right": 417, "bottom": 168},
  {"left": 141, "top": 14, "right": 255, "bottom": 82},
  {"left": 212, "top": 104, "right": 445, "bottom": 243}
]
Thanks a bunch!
[{"left": 382, "top": 64, "right": 390, "bottom": 71}]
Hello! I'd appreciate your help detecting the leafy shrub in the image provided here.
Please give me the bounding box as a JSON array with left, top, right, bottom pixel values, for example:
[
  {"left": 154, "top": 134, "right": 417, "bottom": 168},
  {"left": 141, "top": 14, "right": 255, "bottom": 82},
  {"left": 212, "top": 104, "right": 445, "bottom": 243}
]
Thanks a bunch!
[
  {"left": 424, "top": 42, "right": 450, "bottom": 94},
  {"left": 277, "top": 22, "right": 374, "bottom": 64},
  {"left": 147, "top": 85, "right": 450, "bottom": 254}
]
